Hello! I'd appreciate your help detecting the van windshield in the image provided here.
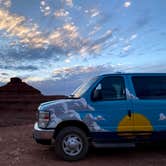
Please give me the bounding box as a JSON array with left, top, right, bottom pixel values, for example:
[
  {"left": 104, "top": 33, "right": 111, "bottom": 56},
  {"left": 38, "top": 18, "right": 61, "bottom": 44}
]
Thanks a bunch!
[{"left": 71, "top": 77, "right": 98, "bottom": 98}]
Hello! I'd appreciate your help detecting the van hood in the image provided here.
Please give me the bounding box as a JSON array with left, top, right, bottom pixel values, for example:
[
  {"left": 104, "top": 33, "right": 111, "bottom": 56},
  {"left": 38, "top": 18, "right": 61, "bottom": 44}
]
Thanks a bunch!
[{"left": 38, "top": 98, "right": 94, "bottom": 112}]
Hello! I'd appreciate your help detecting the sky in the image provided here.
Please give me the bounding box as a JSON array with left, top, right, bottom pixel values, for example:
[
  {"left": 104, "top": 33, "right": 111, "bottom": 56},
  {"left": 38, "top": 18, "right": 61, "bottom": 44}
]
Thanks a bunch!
[{"left": 0, "top": 0, "right": 166, "bottom": 95}]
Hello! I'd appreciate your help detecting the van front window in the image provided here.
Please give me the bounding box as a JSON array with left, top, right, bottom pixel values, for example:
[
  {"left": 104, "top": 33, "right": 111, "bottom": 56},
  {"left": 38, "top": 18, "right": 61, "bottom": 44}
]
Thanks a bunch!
[{"left": 71, "top": 77, "right": 98, "bottom": 98}]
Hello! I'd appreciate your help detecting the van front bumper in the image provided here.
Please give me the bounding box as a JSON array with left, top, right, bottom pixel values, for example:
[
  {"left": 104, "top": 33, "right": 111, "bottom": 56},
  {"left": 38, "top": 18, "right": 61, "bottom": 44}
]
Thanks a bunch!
[{"left": 33, "top": 122, "right": 54, "bottom": 145}]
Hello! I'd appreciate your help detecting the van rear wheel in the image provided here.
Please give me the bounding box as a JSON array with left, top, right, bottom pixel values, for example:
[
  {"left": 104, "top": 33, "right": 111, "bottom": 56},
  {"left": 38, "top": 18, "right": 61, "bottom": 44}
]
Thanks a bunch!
[{"left": 54, "top": 126, "right": 89, "bottom": 161}]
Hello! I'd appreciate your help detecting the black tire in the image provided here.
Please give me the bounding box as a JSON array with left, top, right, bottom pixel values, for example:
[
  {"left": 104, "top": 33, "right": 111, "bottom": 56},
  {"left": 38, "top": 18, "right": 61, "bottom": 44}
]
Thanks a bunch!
[{"left": 54, "top": 126, "right": 89, "bottom": 161}]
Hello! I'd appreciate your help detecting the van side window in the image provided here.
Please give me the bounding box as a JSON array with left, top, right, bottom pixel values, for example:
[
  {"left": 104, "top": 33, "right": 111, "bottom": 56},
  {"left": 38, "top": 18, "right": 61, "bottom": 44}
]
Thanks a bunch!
[
  {"left": 92, "top": 76, "right": 126, "bottom": 101},
  {"left": 132, "top": 76, "right": 166, "bottom": 99}
]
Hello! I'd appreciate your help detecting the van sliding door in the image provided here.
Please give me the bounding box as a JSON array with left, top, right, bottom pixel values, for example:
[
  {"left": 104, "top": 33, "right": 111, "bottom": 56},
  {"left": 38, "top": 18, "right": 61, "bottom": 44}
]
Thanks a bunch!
[{"left": 131, "top": 76, "right": 166, "bottom": 141}]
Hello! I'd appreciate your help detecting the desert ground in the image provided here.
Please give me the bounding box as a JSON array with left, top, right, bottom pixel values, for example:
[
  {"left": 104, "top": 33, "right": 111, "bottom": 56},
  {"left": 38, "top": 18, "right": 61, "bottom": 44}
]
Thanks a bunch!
[{"left": 0, "top": 122, "right": 166, "bottom": 166}]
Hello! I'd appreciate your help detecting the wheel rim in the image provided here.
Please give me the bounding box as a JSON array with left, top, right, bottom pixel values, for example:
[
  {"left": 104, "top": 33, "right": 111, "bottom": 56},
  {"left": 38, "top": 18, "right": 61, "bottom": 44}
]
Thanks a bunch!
[{"left": 62, "top": 134, "right": 83, "bottom": 156}]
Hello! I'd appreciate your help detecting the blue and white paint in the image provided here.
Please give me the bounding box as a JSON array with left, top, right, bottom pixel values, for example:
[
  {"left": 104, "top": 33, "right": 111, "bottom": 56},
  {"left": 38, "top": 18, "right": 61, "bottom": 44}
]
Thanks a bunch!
[{"left": 46, "top": 98, "right": 105, "bottom": 132}]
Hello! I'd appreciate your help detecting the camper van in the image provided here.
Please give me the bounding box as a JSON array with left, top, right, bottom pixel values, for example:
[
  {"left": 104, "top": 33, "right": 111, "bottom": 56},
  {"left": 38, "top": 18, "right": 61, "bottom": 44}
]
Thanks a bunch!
[{"left": 33, "top": 73, "right": 166, "bottom": 161}]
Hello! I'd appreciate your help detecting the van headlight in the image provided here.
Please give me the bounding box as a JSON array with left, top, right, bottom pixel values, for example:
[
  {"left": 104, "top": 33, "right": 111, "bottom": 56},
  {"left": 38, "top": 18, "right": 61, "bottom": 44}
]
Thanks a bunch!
[{"left": 38, "top": 111, "right": 50, "bottom": 128}]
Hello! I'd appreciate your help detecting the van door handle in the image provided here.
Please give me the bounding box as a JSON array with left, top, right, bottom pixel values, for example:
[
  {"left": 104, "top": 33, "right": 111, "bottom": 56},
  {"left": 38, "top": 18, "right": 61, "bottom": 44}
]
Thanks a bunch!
[{"left": 128, "top": 110, "right": 132, "bottom": 118}]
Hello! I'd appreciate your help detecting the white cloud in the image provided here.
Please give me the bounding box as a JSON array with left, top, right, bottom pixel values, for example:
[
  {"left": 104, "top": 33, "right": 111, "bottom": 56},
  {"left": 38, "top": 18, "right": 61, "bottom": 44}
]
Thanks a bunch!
[
  {"left": 52, "top": 65, "right": 114, "bottom": 80},
  {"left": 64, "top": 59, "right": 71, "bottom": 63},
  {"left": 89, "top": 25, "right": 101, "bottom": 36},
  {"left": 84, "top": 8, "right": 100, "bottom": 18},
  {"left": 0, "top": 7, "right": 113, "bottom": 57},
  {"left": 41, "top": 6, "right": 51, "bottom": 16},
  {"left": 0, "top": 0, "right": 11, "bottom": 9},
  {"left": 0, "top": 0, "right": 132, "bottom": 66},
  {"left": 90, "top": 8, "right": 100, "bottom": 17},
  {"left": 123, "top": 45, "right": 131, "bottom": 52},
  {"left": 65, "top": 0, "right": 73, "bottom": 7},
  {"left": 0, "top": 9, "right": 49, "bottom": 48},
  {"left": 23, "top": 76, "right": 46, "bottom": 82},
  {"left": 48, "top": 23, "right": 80, "bottom": 50},
  {"left": 40, "top": 0, "right": 51, "bottom": 16},
  {"left": 130, "top": 34, "right": 137, "bottom": 40},
  {"left": 40, "top": 1, "right": 45, "bottom": 6},
  {"left": 124, "top": 1, "right": 131, "bottom": 8},
  {"left": 54, "top": 9, "right": 69, "bottom": 17}
]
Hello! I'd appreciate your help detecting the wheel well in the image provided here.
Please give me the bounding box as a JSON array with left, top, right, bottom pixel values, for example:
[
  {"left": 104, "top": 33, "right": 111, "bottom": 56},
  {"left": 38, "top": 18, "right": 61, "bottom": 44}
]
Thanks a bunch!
[{"left": 53, "top": 120, "right": 90, "bottom": 138}]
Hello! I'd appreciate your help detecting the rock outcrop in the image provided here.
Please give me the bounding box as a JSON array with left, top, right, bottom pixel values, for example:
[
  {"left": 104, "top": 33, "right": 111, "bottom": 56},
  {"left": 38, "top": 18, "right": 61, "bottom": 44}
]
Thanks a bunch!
[
  {"left": 0, "top": 77, "right": 66, "bottom": 103},
  {"left": 0, "top": 77, "right": 67, "bottom": 126},
  {"left": 0, "top": 77, "right": 41, "bottom": 95}
]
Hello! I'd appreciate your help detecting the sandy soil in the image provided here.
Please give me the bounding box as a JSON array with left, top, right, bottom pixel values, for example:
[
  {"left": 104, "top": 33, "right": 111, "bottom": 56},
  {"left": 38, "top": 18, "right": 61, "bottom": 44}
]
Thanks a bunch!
[
  {"left": 0, "top": 124, "right": 166, "bottom": 166},
  {"left": 0, "top": 110, "right": 36, "bottom": 127}
]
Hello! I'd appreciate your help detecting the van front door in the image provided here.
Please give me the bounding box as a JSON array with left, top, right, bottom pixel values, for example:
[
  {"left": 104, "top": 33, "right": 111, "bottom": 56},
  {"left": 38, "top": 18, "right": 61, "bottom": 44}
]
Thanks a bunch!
[{"left": 89, "top": 76, "right": 134, "bottom": 142}]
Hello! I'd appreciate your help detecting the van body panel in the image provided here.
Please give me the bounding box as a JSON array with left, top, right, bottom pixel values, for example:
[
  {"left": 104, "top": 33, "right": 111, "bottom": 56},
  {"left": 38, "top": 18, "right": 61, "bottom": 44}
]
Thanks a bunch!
[{"left": 126, "top": 74, "right": 166, "bottom": 141}]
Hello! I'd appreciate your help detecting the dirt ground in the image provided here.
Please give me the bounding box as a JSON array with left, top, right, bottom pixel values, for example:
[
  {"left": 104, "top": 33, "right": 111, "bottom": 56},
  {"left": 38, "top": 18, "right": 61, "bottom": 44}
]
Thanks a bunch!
[
  {"left": 0, "top": 124, "right": 166, "bottom": 166},
  {"left": 0, "top": 110, "right": 36, "bottom": 127}
]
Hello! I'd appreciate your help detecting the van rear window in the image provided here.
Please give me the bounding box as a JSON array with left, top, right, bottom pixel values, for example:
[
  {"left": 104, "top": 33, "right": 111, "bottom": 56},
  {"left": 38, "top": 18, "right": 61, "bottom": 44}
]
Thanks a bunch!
[{"left": 132, "top": 76, "right": 166, "bottom": 99}]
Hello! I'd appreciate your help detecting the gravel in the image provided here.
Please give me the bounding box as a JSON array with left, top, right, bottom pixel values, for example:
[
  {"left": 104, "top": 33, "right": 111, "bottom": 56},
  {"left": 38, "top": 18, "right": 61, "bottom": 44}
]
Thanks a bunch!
[{"left": 0, "top": 124, "right": 166, "bottom": 166}]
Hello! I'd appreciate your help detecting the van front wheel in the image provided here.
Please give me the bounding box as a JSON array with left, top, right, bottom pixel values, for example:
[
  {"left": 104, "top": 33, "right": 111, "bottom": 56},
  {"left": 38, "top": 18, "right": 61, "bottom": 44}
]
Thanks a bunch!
[{"left": 54, "top": 126, "right": 89, "bottom": 161}]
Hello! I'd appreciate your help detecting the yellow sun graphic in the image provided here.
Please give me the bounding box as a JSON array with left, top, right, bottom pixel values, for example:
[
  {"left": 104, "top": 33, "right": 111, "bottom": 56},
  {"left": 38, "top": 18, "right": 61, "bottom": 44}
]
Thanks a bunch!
[{"left": 117, "top": 113, "right": 153, "bottom": 138}]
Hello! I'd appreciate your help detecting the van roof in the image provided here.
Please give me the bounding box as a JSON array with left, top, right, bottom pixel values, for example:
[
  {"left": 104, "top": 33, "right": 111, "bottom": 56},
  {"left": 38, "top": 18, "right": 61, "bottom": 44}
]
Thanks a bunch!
[{"left": 99, "top": 73, "right": 166, "bottom": 77}]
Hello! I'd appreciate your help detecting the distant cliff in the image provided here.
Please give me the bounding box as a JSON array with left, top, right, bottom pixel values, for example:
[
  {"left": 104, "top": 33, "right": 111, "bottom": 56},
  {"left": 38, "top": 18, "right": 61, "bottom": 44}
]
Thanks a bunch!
[
  {"left": 0, "top": 77, "right": 67, "bottom": 103},
  {"left": 0, "top": 77, "right": 41, "bottom": 95},
  {"left": 0, "top": 77, "right": 67, "bottom": 126}
]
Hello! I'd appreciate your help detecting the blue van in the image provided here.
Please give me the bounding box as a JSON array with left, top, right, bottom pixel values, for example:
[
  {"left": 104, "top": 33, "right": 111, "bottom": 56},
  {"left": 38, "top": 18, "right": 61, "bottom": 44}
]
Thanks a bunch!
[{"left": 33, "top": 73, "right": 166, "bottom": 160}]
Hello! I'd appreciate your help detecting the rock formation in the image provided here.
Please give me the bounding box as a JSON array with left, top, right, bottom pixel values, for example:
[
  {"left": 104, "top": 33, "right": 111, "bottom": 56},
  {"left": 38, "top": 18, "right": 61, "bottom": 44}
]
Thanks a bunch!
[
  {"left": 0, "top": 77, "right": 67, "bottom": 126},
  {"left": 0, "top": 77, "right": 41, "bottom": 96}
]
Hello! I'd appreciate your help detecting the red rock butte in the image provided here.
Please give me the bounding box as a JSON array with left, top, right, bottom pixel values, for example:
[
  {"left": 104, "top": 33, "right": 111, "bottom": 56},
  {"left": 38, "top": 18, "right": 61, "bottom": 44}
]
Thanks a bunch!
[
  {"left": 0, "top": 77, "right": 67, "bottom": 126},
  {"left": 0, "top": 77, "right": 41, "bottom": 96},
  {"left": 0, "top": 77, "right": 67, "bottom": 101}
]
